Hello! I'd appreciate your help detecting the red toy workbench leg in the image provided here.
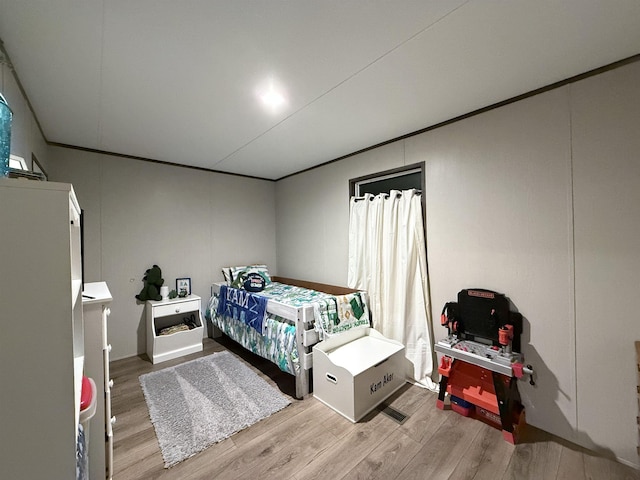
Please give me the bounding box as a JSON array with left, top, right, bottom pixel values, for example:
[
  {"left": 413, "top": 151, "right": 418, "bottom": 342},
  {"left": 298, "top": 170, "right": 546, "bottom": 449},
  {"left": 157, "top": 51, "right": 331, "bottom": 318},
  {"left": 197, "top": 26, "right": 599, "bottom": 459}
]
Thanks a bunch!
[
  {"left": 436, "top": 356, "right": 452, "bottom": 410},
  {"left": 492, "top": 371, "right": 525, "bottom": 444}
]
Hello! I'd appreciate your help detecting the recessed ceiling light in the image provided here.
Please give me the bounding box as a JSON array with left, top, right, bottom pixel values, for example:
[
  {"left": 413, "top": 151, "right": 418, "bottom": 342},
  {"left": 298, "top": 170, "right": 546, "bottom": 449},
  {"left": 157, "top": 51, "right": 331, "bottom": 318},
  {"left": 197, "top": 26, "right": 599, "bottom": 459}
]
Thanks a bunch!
[
  {"left": 256, "top": 79, "right": 287, "bottom": 112},
  {"left": 260, "top": 88, "right": 285, "bottom": 109}
]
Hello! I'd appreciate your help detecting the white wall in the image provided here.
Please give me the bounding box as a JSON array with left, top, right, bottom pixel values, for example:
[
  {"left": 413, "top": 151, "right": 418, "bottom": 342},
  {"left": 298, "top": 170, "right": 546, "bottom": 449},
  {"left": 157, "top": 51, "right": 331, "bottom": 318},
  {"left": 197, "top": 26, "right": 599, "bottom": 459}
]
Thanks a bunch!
[
  {"left": 274, "top": 60, "right": 640, "bottom": 467},
  {"left": 49, "top": 147, "right": 277, "bottom": 360},
  {"left": 408, "top": 86, "right": 576, "bottom": 443},
  {"left": 571, "top": 61, "right": 640, "bottom": 465},
  {"left": 276, "top": 140, "right": 405, "bottom": 285}
]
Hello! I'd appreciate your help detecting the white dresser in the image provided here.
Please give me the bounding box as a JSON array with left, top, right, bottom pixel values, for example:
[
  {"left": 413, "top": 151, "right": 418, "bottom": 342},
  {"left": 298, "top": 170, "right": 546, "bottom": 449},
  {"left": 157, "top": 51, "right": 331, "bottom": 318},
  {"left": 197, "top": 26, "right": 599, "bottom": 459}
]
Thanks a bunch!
[
  {"left": 82, "top": 282, "right": 114, "bottom": 480},
  {"left": 0, "top": 179, "right": 84, "bottom": 479}
]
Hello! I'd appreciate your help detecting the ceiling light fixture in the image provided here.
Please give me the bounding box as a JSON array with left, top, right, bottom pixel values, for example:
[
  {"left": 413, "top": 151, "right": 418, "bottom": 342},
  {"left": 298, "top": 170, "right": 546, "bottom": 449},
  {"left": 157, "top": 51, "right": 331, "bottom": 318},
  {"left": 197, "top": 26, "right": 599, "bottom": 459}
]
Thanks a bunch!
[
  {"left": 256, "top": 78, "right": 287, "bottom": 113},
  {"left": 260, "top": 88, "right": 285, "bottom": 109}
]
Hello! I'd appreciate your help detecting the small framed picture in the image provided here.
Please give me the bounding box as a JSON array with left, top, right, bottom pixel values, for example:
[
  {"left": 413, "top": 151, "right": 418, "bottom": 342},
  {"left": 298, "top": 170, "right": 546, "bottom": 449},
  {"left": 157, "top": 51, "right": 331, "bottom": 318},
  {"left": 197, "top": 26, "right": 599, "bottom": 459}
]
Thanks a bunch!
[{"left": 176, "top": 277, "right": 191, "bottom": 297}]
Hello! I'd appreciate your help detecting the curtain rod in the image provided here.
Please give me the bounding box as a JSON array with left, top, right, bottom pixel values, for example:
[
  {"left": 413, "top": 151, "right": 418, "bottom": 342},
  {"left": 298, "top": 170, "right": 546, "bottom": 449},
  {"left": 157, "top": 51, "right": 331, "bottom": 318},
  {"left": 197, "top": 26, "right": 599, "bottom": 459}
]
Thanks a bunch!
[{"left": 352, "top": 190, "right": 422, "bottom": 201}]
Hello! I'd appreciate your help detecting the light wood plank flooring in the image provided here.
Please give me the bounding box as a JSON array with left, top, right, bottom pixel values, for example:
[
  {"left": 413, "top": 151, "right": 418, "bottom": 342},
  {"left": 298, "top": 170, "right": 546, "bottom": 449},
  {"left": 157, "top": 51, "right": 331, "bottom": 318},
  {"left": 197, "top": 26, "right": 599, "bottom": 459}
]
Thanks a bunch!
[{"left": 111, "top": 337, "right": 639, "bottom": 479}]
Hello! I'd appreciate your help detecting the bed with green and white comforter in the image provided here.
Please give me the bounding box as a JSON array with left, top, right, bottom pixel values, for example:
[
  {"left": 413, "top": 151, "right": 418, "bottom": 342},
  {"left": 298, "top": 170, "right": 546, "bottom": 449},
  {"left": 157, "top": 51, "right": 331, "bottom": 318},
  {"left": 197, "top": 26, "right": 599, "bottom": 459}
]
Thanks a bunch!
[{"left": 205, "top": 281, "right": 370, "bottom": 381}]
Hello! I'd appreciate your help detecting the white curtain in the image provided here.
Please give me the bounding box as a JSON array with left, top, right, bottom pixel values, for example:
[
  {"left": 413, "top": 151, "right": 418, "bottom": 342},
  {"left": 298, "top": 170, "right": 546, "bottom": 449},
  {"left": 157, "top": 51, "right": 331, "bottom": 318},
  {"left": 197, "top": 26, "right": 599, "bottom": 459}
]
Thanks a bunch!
[{"left": 348, "top": 189, "right": 437, "bottom": 390}]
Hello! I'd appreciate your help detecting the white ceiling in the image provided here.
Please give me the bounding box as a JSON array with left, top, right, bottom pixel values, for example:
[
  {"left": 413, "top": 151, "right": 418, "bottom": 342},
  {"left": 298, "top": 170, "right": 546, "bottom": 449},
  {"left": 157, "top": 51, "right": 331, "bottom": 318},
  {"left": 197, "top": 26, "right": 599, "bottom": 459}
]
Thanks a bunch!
[{"left": 1, "top": 1, "right": 639, "bottom": 180}]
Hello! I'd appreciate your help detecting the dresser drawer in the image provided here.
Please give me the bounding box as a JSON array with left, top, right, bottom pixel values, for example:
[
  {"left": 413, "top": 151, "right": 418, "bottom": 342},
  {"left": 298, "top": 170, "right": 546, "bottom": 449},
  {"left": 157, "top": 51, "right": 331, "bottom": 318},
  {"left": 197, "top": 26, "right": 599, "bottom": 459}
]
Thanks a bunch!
[{"left": 153, "top": 299, "right": 200, "bottom": 318}]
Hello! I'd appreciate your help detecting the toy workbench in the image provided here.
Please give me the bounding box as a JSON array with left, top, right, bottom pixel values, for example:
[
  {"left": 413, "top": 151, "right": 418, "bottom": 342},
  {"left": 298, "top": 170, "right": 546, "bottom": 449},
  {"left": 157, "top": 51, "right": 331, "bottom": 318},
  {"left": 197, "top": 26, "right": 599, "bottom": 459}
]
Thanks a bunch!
[{"left": 435, "top": 288, "right": 534, "bottom": 444}]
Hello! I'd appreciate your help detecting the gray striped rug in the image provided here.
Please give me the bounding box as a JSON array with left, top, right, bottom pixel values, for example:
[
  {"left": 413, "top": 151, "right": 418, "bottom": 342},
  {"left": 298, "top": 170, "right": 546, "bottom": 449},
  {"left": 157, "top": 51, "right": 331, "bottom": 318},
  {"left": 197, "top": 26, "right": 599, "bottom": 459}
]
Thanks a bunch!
[{"left": 140, "top": 350, "right": 291, "bottom": 468}]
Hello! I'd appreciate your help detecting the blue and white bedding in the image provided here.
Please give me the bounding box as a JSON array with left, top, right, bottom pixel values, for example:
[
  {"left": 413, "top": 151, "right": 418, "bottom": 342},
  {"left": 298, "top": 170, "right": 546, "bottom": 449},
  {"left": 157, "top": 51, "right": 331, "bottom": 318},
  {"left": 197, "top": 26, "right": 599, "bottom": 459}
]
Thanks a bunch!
[{"left": 205, "top": 281, "right": 370, "bottom": 376}]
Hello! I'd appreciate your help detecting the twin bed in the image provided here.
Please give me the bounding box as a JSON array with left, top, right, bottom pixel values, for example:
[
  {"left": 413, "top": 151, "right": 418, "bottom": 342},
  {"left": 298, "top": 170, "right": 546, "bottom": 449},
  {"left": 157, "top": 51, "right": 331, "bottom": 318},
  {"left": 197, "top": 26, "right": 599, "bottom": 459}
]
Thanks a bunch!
[{"left": 205, "top": 272, "right": 370, "bottom": 399}]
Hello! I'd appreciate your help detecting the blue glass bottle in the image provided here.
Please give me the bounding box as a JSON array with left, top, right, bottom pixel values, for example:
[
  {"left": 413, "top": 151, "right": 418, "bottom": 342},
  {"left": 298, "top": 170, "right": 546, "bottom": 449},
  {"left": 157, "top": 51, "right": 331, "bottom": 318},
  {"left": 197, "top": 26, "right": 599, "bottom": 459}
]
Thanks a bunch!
[{"left": 0, "top": 93, "right": 12, "bottom": 177}]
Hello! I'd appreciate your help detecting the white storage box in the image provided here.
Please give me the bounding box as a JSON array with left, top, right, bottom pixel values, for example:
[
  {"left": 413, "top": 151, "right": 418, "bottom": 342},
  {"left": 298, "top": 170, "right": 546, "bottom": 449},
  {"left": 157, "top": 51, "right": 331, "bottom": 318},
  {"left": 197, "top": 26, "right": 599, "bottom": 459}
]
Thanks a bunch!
[{"left": 313, "top": 327, "right": 406, "bottom": 422}]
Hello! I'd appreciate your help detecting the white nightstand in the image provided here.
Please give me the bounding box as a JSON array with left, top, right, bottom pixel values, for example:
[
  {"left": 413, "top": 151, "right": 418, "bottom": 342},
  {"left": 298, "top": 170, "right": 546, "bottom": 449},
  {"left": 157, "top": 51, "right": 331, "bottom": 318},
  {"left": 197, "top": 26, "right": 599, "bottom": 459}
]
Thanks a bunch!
[{"left": 146, "top": 294, "right": 204, "bottom": 364}]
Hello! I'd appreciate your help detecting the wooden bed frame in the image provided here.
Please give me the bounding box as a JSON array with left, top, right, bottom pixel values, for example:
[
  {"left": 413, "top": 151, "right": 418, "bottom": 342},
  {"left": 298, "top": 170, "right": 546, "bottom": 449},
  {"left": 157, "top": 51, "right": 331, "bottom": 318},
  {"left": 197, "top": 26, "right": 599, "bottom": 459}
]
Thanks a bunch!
[{"left": 208, "top": 276, "right": 362, "bottom": 399}]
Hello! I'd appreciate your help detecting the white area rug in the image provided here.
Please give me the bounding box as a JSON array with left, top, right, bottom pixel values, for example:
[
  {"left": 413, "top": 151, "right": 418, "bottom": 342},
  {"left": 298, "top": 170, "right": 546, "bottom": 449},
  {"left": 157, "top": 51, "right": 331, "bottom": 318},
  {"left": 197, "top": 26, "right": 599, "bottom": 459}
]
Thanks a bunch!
[{"left": 139, "top": 350, "right": 291, "bottom": 468}]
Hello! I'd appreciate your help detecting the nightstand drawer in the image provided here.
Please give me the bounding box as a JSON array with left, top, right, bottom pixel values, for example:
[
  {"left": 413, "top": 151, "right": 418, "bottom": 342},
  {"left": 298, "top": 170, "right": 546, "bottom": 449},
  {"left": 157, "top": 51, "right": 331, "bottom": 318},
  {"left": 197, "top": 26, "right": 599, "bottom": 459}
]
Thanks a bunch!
[{"left": 153, "top": 299, "right": 200, "bottom": 318}]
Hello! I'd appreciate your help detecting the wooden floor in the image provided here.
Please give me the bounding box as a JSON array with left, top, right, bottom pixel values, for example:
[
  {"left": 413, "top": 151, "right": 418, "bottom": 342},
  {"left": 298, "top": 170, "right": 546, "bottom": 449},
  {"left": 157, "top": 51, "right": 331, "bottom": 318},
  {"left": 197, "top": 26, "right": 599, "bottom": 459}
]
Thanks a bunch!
[{"left": 111, "top": 337, "right": 640, "bottom": 480}]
